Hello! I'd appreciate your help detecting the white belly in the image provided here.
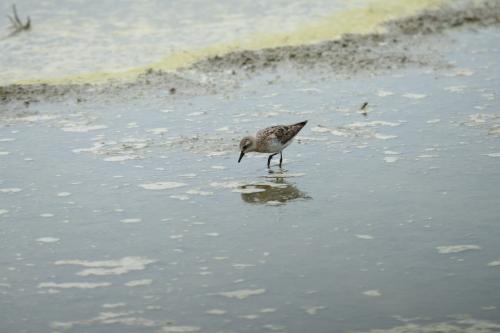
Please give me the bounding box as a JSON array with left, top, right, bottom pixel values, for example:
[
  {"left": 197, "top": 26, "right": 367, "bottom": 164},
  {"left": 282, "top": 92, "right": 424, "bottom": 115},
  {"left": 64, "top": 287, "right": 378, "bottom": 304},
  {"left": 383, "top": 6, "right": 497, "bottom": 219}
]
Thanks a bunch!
[{"left": 266, "top": 138, "right": 293, "bottom": 153}]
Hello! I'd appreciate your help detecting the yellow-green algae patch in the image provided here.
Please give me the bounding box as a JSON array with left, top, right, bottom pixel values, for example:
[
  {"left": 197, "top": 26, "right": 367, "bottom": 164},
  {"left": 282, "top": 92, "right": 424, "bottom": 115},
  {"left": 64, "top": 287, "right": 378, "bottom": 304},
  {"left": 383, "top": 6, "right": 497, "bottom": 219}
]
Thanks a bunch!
[{"left": 16, "top": 0, "right": 444, "bottom": 86}]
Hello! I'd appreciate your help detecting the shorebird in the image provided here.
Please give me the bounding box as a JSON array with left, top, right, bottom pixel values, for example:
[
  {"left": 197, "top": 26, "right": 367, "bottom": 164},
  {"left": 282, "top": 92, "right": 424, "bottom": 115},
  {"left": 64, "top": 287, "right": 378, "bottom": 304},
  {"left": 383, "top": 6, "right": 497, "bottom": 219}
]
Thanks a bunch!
[{"left": 238, "top": 121, "right": 308, "bottom": 168}]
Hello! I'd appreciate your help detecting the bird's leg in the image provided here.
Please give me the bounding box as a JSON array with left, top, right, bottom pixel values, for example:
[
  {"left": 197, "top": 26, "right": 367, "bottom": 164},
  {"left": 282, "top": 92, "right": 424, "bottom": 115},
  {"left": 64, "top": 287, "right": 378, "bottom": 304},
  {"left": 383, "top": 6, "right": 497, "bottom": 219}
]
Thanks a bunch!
[
  {"left": 267, "top": 153, "right": 278, "bottom": 168},
  {"left": 279, "top": 152, "right": 283, "bottom": 168}
]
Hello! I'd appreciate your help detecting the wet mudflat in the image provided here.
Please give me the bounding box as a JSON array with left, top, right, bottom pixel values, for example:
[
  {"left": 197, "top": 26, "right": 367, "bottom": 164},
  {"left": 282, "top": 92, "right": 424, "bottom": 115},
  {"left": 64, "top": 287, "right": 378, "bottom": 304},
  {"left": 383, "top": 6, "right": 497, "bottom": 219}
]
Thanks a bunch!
[{"left": 1, "top": 27, "right": 500, "bottom": 333}]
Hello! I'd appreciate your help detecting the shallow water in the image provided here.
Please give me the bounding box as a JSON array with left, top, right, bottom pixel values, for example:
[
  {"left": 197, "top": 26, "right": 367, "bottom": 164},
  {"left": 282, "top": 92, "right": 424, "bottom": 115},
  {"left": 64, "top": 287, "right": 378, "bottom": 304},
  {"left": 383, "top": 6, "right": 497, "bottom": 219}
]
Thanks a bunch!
[{"left": 1, "top": 28, "right": 500, "bottom": 333}]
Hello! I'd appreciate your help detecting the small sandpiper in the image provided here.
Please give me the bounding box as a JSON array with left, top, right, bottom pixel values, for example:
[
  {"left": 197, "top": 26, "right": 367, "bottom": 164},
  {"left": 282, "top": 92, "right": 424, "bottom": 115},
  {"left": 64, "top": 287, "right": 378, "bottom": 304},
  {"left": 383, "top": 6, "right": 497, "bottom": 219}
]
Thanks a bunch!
[{"left": 238, "top": 121, "right": 308, "bottom": 168}]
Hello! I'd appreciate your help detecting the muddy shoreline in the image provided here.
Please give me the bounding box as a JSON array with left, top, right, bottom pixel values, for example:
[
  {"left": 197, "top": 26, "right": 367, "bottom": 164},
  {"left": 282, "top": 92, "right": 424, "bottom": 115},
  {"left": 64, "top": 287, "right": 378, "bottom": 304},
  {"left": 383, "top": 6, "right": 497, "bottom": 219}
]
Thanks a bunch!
[{"left": 1, "top": 0, "right": 499, "bottom": 106}]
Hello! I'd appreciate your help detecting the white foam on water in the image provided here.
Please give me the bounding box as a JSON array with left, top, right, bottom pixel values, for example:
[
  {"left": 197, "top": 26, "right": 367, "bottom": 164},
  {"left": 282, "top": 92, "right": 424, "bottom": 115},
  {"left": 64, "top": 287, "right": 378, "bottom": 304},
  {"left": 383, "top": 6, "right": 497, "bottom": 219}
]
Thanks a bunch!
[
  {"left": 260, "top": 308, "right": 277, "bottom": 313},
  {"left": 375, "top": 133, "right": 398, "bottom": 140},
  {"left": 263, "top": 172, "right": 306, "bottom": 178},
  {"left": 436, "top": 245, "right": 481, "bottom": 254},
  {"left": 210, "top": 181, "right": 243, "bottom": 189},
  {"left": 444, "top": 86, "right": 466, "bottom": 93},
  {"left": 363, "top": 289, "right": 382, "bottom": 297},
  {"left": 0, "top": 138, "right": 15, "bottom": 142},
  {"left": 232, "top": 187, "right": 266, "bottom": 194},
  {"left": 51, "top": 311, "right": 161, "bottom": 330},
  {"left": 232, "top": 264, "right": 255, "bottom": 269},
  {"left": 0, "top": 151, "right": 10, "bottom": 156},
  {"left": 417, "top": 154, "right": 439, "bottom": 159},
  {"left": 487, "top": 261, "right": 500, "bottom": 267},
  {"left": 124, "top": 279, "right": 152, "bottom": 287},
  {"left": 206, "top": 309, "right": 227, "bottom": 315},
  {"left": 483, "top": 153, "right": 500, "bottom": 157},
  {"left": 377, "top": 90, "right": 395, "bottom": 97},
  {"left": 36, "top": 237, "right": 60, "bottom": 243},
  {"left": 263, "top": 324, "right": 287, "bottom": 331},
  {"left": 40, "top": 213, "right": 54, "bottom": 218},
  {"left": 54, "top": 256, "right": 156, "bottom": 276},
  {"left": 104, "top": 155, "right": 138, "bottom": 162},
  {"left": 453, "top": 68, "right": 475, "bottom": 76},
  {"left": 161, "top": 326, "right": 201, "bottom": 333},
  {"left": 353, "top": 318, "right": 500, "bottom": 333},
  {"left": 17, "top": 114, "right": 59, "bottom": 122},
  {"left": 426, "top": 119, "right": 441, "bottom": 124},
  {"left": 179, "top": 173, "right": 197, "bottom": 178},
  {"left": 120, "top": 218, "right": 142, "bottom": 224},
  {"left": 347, "top": 121, "right": 401, "bottom": 128},
  {"left": 211, "top": 165, "right": 227, "bottom": 170},
  {"left": 239, "top": 314, "right": 259, "bottom": 319},
  {"left": 170, "top": 195, "right": 190, "bottom": 201},
  {"left": 170, "top": 235, "right": 183, "bottom": 239},
  {"left": 61, "top": 124, "right": 108, "bottom": 133},
  {"left": 302, "top": 306, "right": 326, "bottom": 315},
  {"left": 188, "top": 111, "right": 205, "bottom": 116},
  {"left": 186, "top": 189, "right": 214, "bottom": 196},
  {"left": 102, "top": 303, "right": 126, "bottom": 309},
  {"left": 0, "top": 209, "right": 9, "bottom": 216},
  {"left": 146, "top": 128, "right": 168, "bottom": 135},
  {"left": 57, "top": 192, "right": 71, "bottom": 197},
  {"left": 139, "top": 182, "right": 187, "bottom": 190},
  {"left": 0, "top": 188, "right": 22, "bottom": 193},
  {"left": 384, "top": 156, "right": 400, "bottom": 163},
  {"left": 205, "top": 233, "right": 220, "bottom": 237},
  {"left": 481, "top": 306, "right": 497, "bottom": 311},
  {"left": 356, "top": 234, "right": 374, "bottom": 240},
  {"left": 403, "top": 93, "right": 427, "bottom": 99},
  {"left": 38, "top": 282, "right": 111, "bottom": 289},
  {"left": 216, "top": 288, "right": 266, "bottom": 299},
  {"left": 384, "top": 151, "right": 400, "bottom": 155},
  {"left": 206, "top": 151, "right": 228, "bottom": 157}
]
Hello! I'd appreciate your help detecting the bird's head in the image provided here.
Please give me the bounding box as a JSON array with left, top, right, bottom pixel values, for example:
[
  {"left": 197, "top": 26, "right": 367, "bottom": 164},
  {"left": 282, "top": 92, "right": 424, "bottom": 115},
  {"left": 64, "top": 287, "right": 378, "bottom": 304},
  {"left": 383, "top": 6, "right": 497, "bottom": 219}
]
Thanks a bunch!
[{"left": 238, "top": 136, "right": 256, "bottom": 163}]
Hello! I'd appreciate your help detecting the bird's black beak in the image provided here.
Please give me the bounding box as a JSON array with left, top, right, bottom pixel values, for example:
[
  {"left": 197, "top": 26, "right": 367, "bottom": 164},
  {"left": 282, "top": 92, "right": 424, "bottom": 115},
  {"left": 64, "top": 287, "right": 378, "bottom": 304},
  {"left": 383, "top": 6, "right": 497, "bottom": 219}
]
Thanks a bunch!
[{"left": 238, "top": 151, "right": 245, "bottom": 163}]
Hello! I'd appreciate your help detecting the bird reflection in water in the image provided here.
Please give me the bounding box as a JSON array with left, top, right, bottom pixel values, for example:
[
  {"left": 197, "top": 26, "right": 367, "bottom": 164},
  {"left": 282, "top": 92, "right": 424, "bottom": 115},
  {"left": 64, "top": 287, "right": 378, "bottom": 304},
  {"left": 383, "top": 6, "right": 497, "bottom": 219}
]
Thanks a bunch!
[{"left": 238, "top": 177, "right": 310, "bottom": 204}]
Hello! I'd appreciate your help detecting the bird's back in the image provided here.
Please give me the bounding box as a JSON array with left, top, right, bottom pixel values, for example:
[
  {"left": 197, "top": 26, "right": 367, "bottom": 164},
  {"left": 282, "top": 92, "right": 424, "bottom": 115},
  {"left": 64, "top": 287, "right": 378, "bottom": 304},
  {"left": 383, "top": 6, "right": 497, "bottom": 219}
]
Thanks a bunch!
[{"left": 256, "top": 121, "right": 307, "bottom": 152}]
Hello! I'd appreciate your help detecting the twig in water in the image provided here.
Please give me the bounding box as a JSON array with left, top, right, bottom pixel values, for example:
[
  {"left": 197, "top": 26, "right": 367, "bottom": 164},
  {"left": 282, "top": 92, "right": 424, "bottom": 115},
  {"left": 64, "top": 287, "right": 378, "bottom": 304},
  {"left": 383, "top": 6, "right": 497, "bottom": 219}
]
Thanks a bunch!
[{"left": 5, "top": 4, "right": 31, "bottom": 38}]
